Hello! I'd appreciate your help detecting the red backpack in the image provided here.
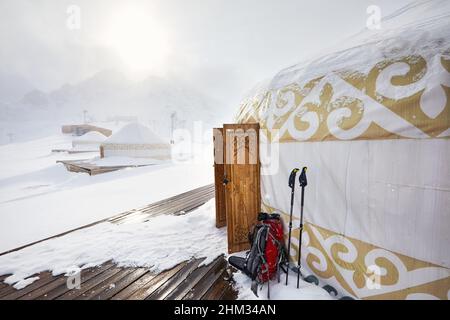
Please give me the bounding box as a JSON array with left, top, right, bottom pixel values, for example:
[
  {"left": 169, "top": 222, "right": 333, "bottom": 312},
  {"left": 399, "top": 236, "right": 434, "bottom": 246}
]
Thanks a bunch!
[{"left": 228, "top": 212, "right": 287, "bottom": 298}]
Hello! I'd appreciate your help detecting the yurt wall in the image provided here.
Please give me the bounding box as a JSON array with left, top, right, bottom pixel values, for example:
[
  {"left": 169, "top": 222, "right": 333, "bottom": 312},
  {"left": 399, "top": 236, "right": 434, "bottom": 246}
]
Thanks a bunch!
[
  {"left": 101, "top": 123, "right": 171, "bottom": 160},
  {"left": 235, "top": 38, "right": 450, "bottom": 299}
]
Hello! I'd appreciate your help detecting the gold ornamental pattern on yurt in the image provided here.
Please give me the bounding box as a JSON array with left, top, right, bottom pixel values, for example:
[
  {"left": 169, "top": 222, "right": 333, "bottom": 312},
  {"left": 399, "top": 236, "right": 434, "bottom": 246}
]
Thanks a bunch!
[
  {"left": 261, "top": 203, "right": 450, "bottom": 300},
  {"left": 236, "top": 54, "right": 450, "bottom": 142}
]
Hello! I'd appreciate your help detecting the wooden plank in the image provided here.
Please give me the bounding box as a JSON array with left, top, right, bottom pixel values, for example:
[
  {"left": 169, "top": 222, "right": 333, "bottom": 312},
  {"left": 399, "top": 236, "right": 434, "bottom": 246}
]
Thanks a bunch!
[
  {"left": 104, "top": 209, "right": 137, "bottom": 224},
  {"left": 221, "top": 284, "right": 238, "bottom": 300},
  {"left": 117, "top": 185, "right": 213, "bottom": 220},
  {"left": 27, "top": 262, "right": 115, "bottom": 300},
  {"left": 176, "top": 199, "right": 210, "bottom": 216},
  {"left": 111, "top": 271, "right": 158, "bottom": 300},
  {"left": 56, "top": 267, "right": 122, "bottom": 300},
  {"left": 223, "top": 123, "right": 260, "bottom": 254},
  {"left": 0, "top": 281, "right": 9, "bottom": 292},
  {"left": 214, "top": 128, "right": 227, "bottom": 228},
  {"left": 0, "top": 271, "right": 56, "bottom": 299},
  {"left": 0, "top": 274, "right": 12, "bottom": 292},
  {"left": 130, "top": 193, "right": 208, "bottom": 221},
  {"left": 20, "top": 276, "right": 72, "bottom": 300},
  {"left": 119, "top": 185, "right": 214, "bottom": 219},
  {"left": 151, "top": 188, "right": 214, "bottom": 216},
  {"left": 108, "top": 184, "right": 214, "bottom": 224},
  {"left": 56, "top": 160, "right": 134, "bottom": 175},
  {"left": 115, "top": 188, "right": 214, "bottom": 224},
  {"left": 137, "top": 184, "right": 213, "bottom": 214},
  {"left": 67, "top": 150, "right": 98, "bottom": 154},
  {"left": 141, "top": 191, "right": 215, "bottom": 221},
  {"left": 90, "top": 268, "right": 148, "bottom": 300},
  {"left": 164, "top": 256, "right": 223, "bottom": 300},
  {"left": 201, "top": 274, "right": 232, "bottom": 300},
  {"left": 145, "top": 259, "right": 204, "bottom": 300},
  {"left": 183, "top": 257, "right": 227, "bottom": 300},
  {"left": 75, "top": 268, "right": 134, "bottom": 300},
  {"left": 142, "top": 184, "right": 213, "bottom": 210},
  {"left": 126, "top": 262, "right": 187, "bottom": 300}
]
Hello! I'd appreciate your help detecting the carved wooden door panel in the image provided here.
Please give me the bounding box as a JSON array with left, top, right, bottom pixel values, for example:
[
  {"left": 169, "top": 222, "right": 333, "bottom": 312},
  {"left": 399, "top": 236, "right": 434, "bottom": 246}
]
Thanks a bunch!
[{"left": 223, "top": 123, "right": 260, "bottom": 254}]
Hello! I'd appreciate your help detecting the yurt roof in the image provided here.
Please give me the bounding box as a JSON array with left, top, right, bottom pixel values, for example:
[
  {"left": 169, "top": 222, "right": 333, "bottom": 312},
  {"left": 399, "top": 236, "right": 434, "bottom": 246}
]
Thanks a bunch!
[
  {"left": 242, "top": 0, "right": 449, "bottom": 93},
  {"left": 103, "top": 122, "right": 166, "bottom": 145},
  {"left": 235, "top": 0, "right": 449, "bottom": 143},
  {"left": 73, "top": 131, "right": 108, "bottom": 142}
]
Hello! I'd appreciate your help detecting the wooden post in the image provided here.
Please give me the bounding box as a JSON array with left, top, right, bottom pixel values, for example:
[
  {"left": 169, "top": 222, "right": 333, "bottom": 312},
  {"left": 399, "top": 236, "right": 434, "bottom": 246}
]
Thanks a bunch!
[{"left": 213, "top": 128, "right": 226, "bottom": 228}]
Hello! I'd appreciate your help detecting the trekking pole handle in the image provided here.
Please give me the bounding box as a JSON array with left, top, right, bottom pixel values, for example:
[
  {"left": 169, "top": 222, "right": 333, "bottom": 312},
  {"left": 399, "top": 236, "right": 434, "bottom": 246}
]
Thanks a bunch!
[
  {"left": 289, "top": 168, "right": 299, "bottom": 189},
  {"left": 299, "top": 167, "right": 307, "bottom": 188}
]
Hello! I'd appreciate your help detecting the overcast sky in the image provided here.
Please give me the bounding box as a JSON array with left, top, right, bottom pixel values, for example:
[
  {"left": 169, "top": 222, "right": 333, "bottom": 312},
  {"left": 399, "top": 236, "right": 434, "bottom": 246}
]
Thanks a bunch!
[{"left": 0, "top": 0, "right": 414, "bottom": 105}]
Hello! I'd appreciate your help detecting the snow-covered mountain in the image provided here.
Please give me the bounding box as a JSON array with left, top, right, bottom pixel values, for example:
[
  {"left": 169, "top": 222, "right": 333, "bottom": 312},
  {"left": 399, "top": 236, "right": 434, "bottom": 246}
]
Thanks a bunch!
[
  {"left": 0, "top": 70, "right": 226, "bottom": 143},
  {"left": 16, "top": 70, "right": 222, "bottom": 125},
  {"left": 0, "top": 72, "right": 35, "bottom": 104}
]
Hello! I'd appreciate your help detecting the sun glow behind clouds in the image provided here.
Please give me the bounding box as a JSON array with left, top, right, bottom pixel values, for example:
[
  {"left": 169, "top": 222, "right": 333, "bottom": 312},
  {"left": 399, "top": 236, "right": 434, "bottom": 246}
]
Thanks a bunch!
[{"left": 102, "top": 5, "right": 170, "bottom": 78}]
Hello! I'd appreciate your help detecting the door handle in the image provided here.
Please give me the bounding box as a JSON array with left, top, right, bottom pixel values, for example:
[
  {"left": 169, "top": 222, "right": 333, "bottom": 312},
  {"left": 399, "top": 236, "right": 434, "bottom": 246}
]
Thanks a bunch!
[{"left": 223, "top": 178, "right": 229, "bottom": 185}]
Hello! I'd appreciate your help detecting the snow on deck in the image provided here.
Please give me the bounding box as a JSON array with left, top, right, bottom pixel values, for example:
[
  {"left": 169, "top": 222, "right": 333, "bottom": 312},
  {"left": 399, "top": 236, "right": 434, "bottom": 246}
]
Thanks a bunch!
[
  {"left": 0, "top": 184, "right": 334, "bottom": 300},
  {"left": 0, "top": 193, "right": 225, "bottom": 288},
  {"left": 0, "top": 134, "right": 213, "bottom": 252}
]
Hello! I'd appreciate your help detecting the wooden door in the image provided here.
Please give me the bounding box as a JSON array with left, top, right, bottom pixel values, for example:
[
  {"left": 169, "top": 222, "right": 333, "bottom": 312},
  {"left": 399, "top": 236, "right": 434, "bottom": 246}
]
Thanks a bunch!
[
  {"left": 223, "top": 123, "right": 260, "bottom": 254},
  {"left": 213, "top": 128, "right": 226, "bottom": 228}
]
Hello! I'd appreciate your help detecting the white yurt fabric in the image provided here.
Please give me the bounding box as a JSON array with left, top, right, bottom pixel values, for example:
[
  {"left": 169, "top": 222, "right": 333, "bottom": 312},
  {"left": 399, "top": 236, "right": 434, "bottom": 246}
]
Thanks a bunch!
[
  {"left": 101, "top": 122, "right": 171, "bottom": 160},
  {"left": 236, "top": 0, "right": 449, "bottom": 299}
]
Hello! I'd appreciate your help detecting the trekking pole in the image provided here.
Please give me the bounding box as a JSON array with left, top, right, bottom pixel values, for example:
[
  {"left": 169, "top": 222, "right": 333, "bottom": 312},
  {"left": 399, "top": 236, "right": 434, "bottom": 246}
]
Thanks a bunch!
[
  {"left": 297, "top": 167, "right": 307, "bottom": 289},
  {"left": 285, "top": 168, "right": 299, "bottom": 286}
]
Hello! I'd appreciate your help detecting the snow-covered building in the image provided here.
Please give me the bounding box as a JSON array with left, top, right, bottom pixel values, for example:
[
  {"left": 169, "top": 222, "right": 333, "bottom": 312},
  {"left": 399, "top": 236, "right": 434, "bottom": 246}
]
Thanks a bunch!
[
  {"left": 71, "top": 131, "right": 107, "bottom": 152},
  {"left": 100, "top": 122, "right": 171, "bottom": 160},
  {"left": 234, "top": 0, "right": 450, "bottom": 299}
]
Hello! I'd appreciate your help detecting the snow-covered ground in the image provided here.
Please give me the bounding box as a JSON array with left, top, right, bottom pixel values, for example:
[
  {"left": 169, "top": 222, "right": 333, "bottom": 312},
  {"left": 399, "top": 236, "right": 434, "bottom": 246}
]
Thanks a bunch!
[
  {"left": 0, "top": 196, "right": 333, "bottom": 299},
  {"left": 233, "top": 272, "right": 334, "bottom": 300},
  {"left": 227, "top": 251, "right": 333, "bottom": 300},
  {"left": 0, "top": 132, "right": 213, "bottom": 253}
]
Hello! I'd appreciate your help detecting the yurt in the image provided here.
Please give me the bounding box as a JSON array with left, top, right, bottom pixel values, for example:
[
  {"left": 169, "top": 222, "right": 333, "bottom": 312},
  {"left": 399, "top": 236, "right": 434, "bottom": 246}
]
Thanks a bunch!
[
  {"left": 100, "top": 122, "right": 171, "bottom": 160},
  {"left": 71, "top": 131, "right": 107, "bottom": 152},
  {"left": 233, "top": 1, "right": 449, "bottom": 299}
]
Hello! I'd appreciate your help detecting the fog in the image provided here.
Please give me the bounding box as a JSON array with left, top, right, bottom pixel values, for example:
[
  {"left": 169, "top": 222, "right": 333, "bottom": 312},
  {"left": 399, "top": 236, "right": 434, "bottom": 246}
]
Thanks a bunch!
[{"left": 1, "top": 0, "right": 412, "bottom": 107}]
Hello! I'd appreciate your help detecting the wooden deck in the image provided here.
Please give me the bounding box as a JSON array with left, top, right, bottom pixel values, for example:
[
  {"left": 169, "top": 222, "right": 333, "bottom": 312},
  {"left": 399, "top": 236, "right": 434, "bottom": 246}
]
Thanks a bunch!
[
  {"left": 51, "top": 149, "right": 98, "bottom": 154},
  {"left": 0, "top": 256, "right": 236, "bottom": 300},
  {"left": 109, "top": 184, "right": 216, "bottom": 225},
  {"left": 0, "top": 184, "right": 237, "bottom": 300},
  {"left": 56, "top": 160, "right": 152, "bottom": 176}
]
